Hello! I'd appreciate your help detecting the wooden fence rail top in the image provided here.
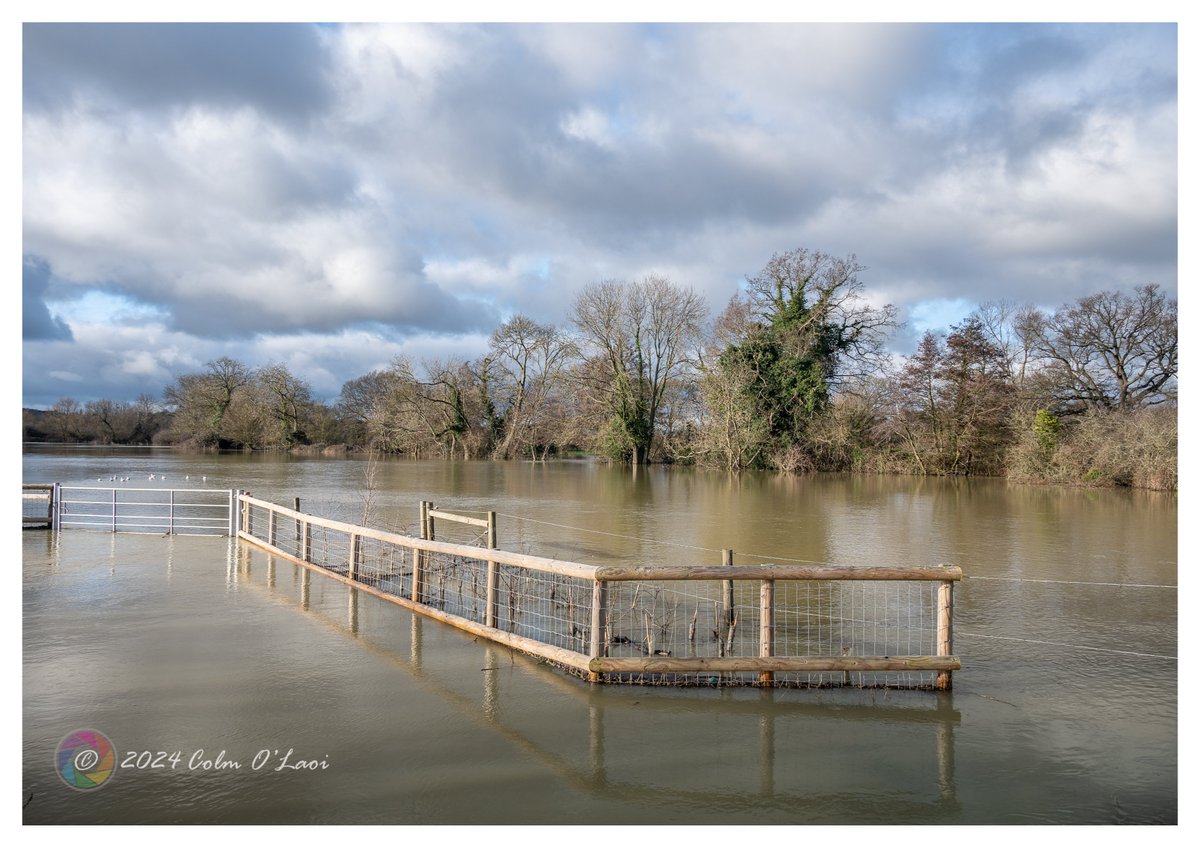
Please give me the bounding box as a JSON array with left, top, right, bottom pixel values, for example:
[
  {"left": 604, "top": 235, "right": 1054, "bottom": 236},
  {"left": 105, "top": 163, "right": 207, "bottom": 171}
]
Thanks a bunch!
[
  {"left": 239, "top": 494, "right": 599, "bottom": 581},
  {"left": 427, "top": 508, "right": 490, "bottom": 528},
  {"left": 592, "top": 564, "right": 963, "bottom": 582}
]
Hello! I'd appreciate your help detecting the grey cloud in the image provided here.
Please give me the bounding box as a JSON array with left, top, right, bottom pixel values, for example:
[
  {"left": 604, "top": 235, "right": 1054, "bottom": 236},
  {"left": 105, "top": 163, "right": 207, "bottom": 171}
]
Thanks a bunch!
[
  {"left": 23, "top": 23, "right": 334, "bottom": 124},
  {"left": 166, "top": 278, "right": 499, "bottom": 340},
  {"left": 21, "top": 23, "right": 1177, "bottom": 405},
  {"left": 23, "top": 257, "right": 73, "bottom": 341}
]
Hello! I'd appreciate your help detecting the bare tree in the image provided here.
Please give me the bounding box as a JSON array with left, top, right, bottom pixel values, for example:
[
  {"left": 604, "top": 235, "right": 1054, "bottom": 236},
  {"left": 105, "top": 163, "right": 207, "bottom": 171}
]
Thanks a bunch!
[
  {"left": 486, "top": 315, "right": 577, "bottom": 459},
  {"left": 570, "top": 276, "right": 707, "bottom": 464},
  {"left": 163, "top": 356, "right": 252, "bottom": 445},
  {"left": 256, "top": 363, "right": 313, "bottom": 446},
  {"left": 971, "top": 299, "right": 1040, "bottom": 389},
  {"left": 1028, "top": 285, "right": 1177, "bottom": 413}
]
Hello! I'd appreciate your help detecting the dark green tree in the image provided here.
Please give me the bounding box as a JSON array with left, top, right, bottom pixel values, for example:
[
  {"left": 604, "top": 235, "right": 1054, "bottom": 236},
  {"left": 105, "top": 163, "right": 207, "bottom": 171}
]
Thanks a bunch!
[{"left": 712, "top": 249, "right": 897, "bottom": 466}]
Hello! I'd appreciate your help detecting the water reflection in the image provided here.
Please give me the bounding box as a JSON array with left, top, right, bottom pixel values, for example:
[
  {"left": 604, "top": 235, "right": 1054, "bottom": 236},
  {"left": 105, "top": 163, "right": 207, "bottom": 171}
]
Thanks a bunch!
[{"left": 236, "top": 548, "right": 962, "bottom": 814}]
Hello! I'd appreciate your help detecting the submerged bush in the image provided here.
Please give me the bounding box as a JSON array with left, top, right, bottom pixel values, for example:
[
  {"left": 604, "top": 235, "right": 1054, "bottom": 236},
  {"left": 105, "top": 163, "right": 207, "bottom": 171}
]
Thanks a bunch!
[{"left": 1009, "top": 407, "right": 1176, "bottom": 491}]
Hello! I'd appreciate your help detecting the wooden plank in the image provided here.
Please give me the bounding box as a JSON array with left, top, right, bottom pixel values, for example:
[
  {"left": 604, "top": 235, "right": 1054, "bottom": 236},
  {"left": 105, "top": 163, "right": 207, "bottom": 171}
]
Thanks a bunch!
[
  {"left": 593, "top": 564, "right": 963, "bottom": 582},
  {"left": 428, "top": 509, "right": 490, "bottom": 529},
  {"left": 238, "top": 531, "right": 593, "bottom": 674},
  {"left": 589, "top": 655, "right": 962, "bottom": 674}
]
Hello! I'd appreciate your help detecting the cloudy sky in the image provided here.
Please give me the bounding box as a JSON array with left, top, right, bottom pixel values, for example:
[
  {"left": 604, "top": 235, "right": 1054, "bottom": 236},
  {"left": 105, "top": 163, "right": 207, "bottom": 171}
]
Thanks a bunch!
[{"left": 20, "top": 19, "right": 1178, "bottom": 409}]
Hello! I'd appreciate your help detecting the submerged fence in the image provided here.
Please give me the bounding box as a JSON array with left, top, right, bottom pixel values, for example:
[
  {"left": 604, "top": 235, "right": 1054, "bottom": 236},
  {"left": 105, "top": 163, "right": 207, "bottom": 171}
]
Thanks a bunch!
[
  {"left": 22, "top": 484, "right": 54, "bottom": 527},
  {"left": 238, "top": 494, "right": 961, "bottom": 690}
]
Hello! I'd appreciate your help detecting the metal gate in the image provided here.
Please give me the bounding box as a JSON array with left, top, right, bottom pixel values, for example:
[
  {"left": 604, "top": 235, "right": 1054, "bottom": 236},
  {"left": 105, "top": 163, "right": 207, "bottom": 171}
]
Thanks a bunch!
[{"left": 53, "top": 486, "right": 237, "bottom": 536}]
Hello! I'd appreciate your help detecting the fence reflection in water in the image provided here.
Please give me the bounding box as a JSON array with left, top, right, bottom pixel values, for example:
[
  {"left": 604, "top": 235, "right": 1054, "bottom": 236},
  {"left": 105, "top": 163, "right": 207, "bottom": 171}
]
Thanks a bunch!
[{"left": 232, "top": 542, "right": 962, "bottom": 815}]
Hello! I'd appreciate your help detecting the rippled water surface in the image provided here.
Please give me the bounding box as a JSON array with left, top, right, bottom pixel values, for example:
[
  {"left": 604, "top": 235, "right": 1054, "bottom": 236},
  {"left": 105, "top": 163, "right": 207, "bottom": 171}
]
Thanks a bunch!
[{"left": 22, "top": 446, "right": 1177, "bottom": 824}]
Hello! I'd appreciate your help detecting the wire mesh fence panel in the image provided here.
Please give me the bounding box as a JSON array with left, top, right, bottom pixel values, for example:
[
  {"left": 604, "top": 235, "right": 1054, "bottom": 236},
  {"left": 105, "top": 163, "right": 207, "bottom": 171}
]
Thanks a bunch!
[
  {"left": 771, "top": 579, "right": 940, "bottom": 689},
  {"left": 357, "top": 535, "right": 411, "bottom": 598},
  {"left": 492, "top": 565, "right": 594, "bottom": 654},
  {"left": 602, "top": 580, "right": 760, "bottom": 660},
  {"left": 419, "top": 550, "right": 490, "bottom": 623}
]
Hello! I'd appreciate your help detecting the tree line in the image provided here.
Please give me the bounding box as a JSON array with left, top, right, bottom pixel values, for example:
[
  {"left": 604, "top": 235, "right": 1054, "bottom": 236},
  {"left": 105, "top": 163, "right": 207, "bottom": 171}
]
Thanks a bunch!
[{"left": 24, "top": 248, "right": 1178, "bottom": 489}]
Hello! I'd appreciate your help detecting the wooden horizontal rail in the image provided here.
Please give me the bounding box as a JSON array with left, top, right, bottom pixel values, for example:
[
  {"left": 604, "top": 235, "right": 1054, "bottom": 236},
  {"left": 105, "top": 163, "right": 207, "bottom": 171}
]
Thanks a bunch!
[
  {"left": 240, "top": 495, "right": 598, "bottom": 581},
  {"left": 239, "top": 530, "right": 594, "bottom": 674},
  {"left": 589, "top": 656, "right": 962, "bottom": 674},
  {"left": 592, "top": 564, "right": 963, "bottom": 582},
  {"left": 428, "top": 509, "right": 490, "bottom": 528},
  {"left": 22, "top": 484, "right": 54, "bottom": 491}
]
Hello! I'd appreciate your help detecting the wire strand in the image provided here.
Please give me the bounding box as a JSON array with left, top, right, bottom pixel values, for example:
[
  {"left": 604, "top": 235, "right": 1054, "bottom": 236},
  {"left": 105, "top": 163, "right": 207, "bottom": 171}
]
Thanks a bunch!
[
  {"left": 965, "top": 575, "right": 1176, "bottom": 589},
  {"left": 956, "top": 631, "right": 1176, "bottom": 661}
]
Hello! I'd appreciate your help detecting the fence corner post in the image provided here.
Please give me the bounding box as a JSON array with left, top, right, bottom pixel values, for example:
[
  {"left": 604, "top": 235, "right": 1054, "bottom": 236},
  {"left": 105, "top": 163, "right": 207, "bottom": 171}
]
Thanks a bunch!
[
  {"left": 936, "top": 580, "right": 954, "bottom": 690},
  {"left": 759, "top": 578, "right": 775, "bottom": 686},
  {"left": 589, "top": 579, "right": 608, "bottom": 683}
]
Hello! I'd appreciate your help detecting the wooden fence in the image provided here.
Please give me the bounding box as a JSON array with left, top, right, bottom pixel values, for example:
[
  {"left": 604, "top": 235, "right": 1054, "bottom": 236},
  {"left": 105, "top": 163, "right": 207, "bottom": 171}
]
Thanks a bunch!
[{"left": 237, "top": 493, "right": 961, "bottom": 689}]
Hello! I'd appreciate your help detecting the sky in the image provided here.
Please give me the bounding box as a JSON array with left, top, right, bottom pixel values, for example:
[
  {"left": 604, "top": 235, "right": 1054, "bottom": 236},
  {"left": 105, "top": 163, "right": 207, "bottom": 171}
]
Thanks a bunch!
[{"left": 18, "top": 16, "right": 1180, "bottom": 409}]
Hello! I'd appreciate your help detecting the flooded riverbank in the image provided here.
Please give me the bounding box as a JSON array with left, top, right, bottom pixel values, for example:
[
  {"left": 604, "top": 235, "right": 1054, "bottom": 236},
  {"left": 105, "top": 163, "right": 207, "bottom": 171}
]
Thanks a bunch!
[{"left": 22, "top": 448, "right": 1177, "bottom": 823}]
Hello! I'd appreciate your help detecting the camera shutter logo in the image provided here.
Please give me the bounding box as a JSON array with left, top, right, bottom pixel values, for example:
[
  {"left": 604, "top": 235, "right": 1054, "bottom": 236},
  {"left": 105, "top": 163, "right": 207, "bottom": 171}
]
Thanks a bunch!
[{"left": 55, "top": 729, "right": 116, "bottom": 791}]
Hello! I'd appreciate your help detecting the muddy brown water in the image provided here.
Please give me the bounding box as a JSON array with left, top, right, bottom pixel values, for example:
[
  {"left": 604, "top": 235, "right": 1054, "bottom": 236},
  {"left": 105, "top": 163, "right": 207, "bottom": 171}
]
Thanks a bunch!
[{"left": 22, "top": 446, "right": 1177, "bottom": 823}]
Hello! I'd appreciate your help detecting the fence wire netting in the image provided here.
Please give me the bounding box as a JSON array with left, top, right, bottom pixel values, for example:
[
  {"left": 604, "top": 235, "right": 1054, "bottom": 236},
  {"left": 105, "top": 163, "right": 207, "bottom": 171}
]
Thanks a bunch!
[
  {"left": 242, "top": 499, "right": 949, "bottom": 689},
  {"left": 597, "top": 579, "right": 939, "bottom": 689}
]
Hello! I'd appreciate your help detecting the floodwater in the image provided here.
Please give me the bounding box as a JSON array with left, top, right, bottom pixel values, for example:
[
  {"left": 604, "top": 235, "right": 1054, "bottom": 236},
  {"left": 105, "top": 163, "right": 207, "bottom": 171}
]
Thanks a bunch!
[{"left": 22, "top": 446, "right": 1177, "bottom": 824}]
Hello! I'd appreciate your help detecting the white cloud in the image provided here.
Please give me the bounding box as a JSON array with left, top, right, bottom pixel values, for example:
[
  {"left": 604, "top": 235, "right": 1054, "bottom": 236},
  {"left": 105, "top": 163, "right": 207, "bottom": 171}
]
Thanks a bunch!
[{"left": 21, "top": 22, "right": 1177, "bottom": 405}]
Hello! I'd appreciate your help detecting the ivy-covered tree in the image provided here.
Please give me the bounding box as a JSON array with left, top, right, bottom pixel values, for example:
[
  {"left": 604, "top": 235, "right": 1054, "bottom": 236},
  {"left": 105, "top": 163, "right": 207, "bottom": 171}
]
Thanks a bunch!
[{"left": 707, "top": 249, "right": 897, "bottom": 468}]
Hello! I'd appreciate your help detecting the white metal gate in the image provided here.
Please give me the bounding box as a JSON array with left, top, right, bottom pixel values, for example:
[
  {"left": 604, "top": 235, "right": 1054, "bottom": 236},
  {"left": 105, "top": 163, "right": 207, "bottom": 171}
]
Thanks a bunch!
[{"left": 53, "top": 486, "right": 238, "bottom": 536}]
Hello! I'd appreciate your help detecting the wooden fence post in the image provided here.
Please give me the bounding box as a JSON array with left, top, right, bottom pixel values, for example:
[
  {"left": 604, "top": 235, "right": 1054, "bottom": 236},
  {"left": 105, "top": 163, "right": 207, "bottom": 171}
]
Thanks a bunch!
[
  {"left": 268, "top": 508, "right": 277, "bottom": 548},
  {"left": 348, "top": 533, "right": 360, "bottom": 580},
  {"left": 759, "top": 578, "right": 775, "bottom": 686},
  {"left": 936, "top": 580, "right": 954, "bottom": 690},
  {"left": 411, "top": 543, "right": 423, "bottom": 604},
  {"left": 241, "top": 493, "right": 250, "bottom": 534},
  {"left": 485, "top": 511, "right": 498, "bottom": 628},
  {"left": 302, "top": 520, "right": 312, "bottom": 562},
  {"left": 722, "top": 549, "right": 735, "bottom": 626},
  {"left": 589, "top": 579, "right": 608, "bottom": 682}
]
